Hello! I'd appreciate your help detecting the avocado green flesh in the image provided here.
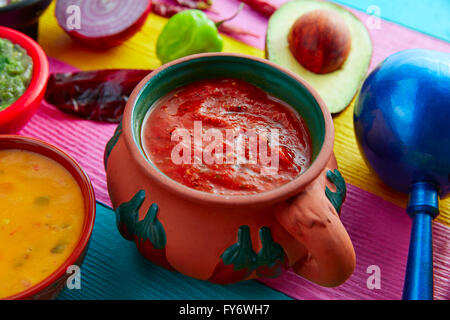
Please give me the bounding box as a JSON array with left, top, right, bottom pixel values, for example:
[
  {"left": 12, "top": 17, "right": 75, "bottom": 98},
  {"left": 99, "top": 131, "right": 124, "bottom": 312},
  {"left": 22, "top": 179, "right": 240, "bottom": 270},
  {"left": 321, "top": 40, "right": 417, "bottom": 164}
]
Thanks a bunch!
[
  {"left": 0, "top": 38, "right": 33, "bottom": 111},
  {"left": 267, "top": 0, "right": 372, "bottom": 113}
]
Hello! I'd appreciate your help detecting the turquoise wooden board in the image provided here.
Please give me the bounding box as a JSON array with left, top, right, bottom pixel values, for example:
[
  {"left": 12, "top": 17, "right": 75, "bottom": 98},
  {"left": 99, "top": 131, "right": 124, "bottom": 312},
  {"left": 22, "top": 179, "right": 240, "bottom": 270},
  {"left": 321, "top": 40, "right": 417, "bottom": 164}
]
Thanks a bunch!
[
  {"left": 333, "top": 0, "right": 450, "bottom": 42},
  {"left": 57, "top": 203, "right": 292, "bottom": 300}
]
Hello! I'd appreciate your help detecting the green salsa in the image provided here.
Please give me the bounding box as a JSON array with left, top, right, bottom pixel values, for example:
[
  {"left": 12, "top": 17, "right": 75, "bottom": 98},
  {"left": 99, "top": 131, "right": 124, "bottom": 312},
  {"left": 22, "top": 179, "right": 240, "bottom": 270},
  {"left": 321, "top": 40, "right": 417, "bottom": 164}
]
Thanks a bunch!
[{"left": 0, "top": 37, "right": 33, "bottom": 111}]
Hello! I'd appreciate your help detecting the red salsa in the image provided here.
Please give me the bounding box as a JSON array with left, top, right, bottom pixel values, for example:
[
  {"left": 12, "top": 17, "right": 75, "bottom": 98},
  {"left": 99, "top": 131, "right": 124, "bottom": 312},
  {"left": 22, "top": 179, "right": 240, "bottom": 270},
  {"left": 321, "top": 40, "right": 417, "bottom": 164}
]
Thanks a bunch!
[{"left": 141, "top": 79, "right": 312, "bottom": 195}]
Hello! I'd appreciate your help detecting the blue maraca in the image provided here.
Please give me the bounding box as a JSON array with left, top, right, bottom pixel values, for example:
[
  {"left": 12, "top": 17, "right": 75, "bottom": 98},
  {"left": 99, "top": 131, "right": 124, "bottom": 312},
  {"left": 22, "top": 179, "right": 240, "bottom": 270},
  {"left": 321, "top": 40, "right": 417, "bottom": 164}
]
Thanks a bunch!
[{"left": 354, "top": 49, "right": 450, "bottom": 300}]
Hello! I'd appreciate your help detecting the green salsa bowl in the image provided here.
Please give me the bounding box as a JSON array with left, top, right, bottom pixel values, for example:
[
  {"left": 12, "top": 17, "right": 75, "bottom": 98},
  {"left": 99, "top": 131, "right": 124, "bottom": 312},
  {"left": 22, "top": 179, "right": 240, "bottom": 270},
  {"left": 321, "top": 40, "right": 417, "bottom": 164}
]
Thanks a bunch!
[{"left": 0, "top": 26, "right": 49, "bottom": 133}]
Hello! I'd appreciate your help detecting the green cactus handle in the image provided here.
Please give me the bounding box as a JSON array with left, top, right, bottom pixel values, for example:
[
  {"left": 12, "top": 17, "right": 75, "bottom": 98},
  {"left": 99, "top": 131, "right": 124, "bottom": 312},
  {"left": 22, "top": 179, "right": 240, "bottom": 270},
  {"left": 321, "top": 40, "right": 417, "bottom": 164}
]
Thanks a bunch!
[
  {"left": 114, "top": 190, "right": 166, "bottom": 250},
  {"left": 255, "top": 227, "right": 286, "bottom": 278},
  {"left": 135, "top": 203, "right": 167, "bottom": 249},
  {"left": 325, "top": 169, "right": 346, "bottom": 215},
  {"left": 256, "top": 227, "right": 285, "bottom": 268},
  {"left": 104, "top": 121, "right": 123, "bottom": 169},
  {"left": 222, "top": 225, "right": 257, "bottom": 271},
  {"left": 115, "top": 190, "right": 145, "bottom": 239}
]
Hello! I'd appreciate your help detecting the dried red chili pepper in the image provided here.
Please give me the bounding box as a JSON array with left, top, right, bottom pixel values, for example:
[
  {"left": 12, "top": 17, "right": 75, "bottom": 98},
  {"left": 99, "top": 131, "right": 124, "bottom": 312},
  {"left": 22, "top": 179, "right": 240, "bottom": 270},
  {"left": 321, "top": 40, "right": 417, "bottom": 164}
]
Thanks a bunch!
[
  {"left": 152, "top": 1, "right": 258, "bottom": 37},
  {"left": 152, "top": 1, "right": 212, "bottom": 18},
  {"left": 45, "top": 69, "right": 151, "bottom": 123},
  {"left": 216, "top": 3, "right": 259, "bottom": 38},
  {"left": 241, "top": 0, "right": 277, "bottom": 17},
  {"left": 151, "top": 1, "right": 184, "bottom": 17},
  {"left": 175, "top": 0, "right": 212, "bottom": 10},
  {"left": 217, "top": 21, "right": 259, "bottom": 38}
]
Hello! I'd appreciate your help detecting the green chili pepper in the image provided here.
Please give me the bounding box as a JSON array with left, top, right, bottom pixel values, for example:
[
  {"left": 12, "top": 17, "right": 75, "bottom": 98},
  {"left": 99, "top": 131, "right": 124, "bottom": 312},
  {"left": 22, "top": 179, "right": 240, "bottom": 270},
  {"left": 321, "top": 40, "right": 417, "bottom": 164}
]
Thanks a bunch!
[{"left": 156, "top": 10, "right": 223, "bottom": 64}]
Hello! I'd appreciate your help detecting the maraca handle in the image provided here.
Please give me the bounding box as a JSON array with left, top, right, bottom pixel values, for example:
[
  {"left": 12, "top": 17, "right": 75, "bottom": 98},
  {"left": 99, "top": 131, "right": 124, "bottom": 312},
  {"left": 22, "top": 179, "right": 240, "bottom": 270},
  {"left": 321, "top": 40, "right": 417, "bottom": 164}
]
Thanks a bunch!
[
  {"left": 402, "top": 212, "right": 433, "bottom": 300},
  {"left": 402, "top": 182, "right": 439, "bottom": 300}
]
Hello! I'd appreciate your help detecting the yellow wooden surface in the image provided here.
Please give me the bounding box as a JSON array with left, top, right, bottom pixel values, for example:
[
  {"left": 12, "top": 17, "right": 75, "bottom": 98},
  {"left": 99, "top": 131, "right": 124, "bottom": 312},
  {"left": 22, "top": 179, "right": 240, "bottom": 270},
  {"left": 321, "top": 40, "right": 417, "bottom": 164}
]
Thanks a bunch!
[
  {"left": 37, "top": 3, "right": 449, "bottom": 226},
  {"left": 333, "top": 99, "right": 450, "bottom": 227}
]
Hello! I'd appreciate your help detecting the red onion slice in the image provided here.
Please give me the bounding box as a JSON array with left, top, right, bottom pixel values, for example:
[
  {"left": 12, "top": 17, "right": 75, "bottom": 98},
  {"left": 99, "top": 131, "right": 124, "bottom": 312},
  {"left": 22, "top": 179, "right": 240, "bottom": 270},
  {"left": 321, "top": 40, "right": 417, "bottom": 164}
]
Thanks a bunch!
[{"left": 55, "top": 0, "right": 152, "bottom": 49}]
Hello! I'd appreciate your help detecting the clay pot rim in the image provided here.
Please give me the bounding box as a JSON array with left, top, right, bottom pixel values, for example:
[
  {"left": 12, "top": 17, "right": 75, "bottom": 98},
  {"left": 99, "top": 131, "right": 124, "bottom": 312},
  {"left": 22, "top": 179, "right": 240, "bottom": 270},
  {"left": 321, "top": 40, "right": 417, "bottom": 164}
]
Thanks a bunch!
[{"left": 122, "top": 52, "right": 334, "bottom": 206}]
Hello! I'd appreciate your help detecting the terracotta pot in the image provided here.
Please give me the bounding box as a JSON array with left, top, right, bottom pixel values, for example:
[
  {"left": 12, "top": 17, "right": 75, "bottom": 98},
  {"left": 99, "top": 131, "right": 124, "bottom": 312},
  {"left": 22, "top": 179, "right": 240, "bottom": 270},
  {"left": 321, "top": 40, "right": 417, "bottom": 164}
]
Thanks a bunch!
[
  {"left": 105, "top": 53, "right": 355, "bottom": 287},
  {"left": 0, "top": 135, "right": 96, "bottom": 300}
]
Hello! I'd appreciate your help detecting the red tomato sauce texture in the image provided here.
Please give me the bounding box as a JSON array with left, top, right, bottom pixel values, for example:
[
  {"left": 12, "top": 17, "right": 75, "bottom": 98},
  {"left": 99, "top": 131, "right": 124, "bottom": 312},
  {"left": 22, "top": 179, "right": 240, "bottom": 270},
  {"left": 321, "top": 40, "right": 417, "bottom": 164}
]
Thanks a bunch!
[{"left": 141, "top": 79, "right": 312, "bottom": 195}]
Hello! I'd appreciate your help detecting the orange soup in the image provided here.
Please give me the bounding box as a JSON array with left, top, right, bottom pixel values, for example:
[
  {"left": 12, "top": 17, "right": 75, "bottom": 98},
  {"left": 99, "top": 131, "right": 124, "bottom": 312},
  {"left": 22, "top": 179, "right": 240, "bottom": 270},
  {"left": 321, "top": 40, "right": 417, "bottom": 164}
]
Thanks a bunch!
[{"left": 0, "top": 150, "right": 84, "bottom": 299}]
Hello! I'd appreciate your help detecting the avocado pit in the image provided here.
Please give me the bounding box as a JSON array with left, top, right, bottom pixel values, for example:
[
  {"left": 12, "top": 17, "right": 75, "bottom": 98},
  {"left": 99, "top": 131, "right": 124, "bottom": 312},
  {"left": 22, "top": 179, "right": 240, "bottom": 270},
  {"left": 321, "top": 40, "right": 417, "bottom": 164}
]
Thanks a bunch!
[{"left": 288, "top": 9, "right": 352, "bottom": 74}]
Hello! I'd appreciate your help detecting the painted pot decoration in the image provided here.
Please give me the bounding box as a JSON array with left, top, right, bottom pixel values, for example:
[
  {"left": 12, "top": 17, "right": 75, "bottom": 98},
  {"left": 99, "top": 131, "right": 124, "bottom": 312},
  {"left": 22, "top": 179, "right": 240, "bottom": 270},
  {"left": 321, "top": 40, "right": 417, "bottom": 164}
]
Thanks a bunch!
[{"left": 104, "top": 53, "right": 355, "bottom": 286}]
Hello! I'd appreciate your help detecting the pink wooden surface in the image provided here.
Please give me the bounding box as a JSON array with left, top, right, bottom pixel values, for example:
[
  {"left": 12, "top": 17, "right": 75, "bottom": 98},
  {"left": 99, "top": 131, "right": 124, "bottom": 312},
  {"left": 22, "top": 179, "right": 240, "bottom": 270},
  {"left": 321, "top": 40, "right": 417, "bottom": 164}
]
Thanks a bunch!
[
  {"left": 261, "top": 187, "right": 450, "bottom": 300},
  {"left": 18, "top": 1, "right": 450, "bottom": 299},
  {"left": 21, "top": 58, "right": 115, "bottom": 206}
]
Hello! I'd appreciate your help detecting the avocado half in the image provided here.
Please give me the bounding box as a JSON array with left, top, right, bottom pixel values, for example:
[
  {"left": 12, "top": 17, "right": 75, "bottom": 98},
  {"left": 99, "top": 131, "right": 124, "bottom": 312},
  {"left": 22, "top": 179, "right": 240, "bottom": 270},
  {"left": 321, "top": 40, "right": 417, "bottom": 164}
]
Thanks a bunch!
[{"left": 266, "top": 0, "right": 372, "bottom": 113}]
